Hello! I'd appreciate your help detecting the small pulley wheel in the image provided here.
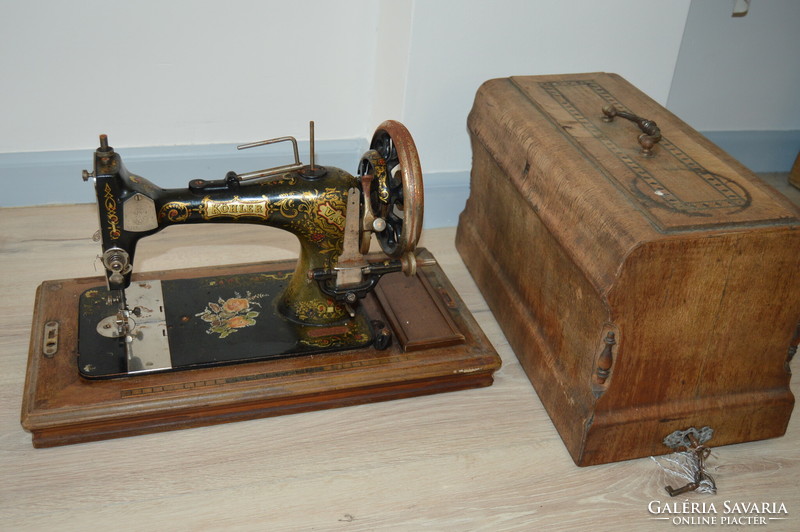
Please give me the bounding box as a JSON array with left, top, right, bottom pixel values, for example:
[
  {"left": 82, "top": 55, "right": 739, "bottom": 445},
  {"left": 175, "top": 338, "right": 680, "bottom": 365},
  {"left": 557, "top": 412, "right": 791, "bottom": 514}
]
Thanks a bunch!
[{"left": 364, "top": 120, "right": 423, "bottom": 258}]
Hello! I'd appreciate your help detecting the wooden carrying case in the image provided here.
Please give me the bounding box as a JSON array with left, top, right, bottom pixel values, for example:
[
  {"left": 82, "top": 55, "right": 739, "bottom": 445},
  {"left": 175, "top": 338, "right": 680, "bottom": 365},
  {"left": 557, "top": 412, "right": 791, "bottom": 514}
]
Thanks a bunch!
[{"left": 456, "top": 73, "right": 800, "bottom": 466}]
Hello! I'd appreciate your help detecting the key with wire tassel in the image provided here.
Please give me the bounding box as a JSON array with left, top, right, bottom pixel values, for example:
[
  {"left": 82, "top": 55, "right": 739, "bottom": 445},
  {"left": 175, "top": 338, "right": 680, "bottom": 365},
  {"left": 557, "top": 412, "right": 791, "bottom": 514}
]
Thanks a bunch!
[{"left": 662, "top": 427, "right": 717, "bottom": 497}]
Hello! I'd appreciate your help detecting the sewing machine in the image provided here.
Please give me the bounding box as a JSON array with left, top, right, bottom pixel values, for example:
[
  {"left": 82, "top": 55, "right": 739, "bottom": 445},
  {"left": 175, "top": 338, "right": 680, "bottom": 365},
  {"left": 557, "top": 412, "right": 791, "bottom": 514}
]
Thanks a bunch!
[
  {"left": 21, "top": 121, "right": 501, "bottom": 447},
  {"left": 79, "top": 121, "right": 428, "bottom": 378}
]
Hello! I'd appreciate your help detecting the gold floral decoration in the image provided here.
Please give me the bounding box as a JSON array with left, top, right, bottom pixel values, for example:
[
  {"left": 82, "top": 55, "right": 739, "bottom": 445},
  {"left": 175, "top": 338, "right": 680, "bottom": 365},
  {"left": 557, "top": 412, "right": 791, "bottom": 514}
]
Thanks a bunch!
[{"left": 195, "top": 291, "right": 265, "bottom": 339}]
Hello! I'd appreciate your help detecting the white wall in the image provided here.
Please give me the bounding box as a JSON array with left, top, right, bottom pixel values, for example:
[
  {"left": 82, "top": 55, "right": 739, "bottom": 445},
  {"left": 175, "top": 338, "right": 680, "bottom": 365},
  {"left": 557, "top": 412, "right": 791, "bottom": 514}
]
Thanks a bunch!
[
  {"left": 401, "top": 0, "right": 692, "bottom": 173},
  {"left": 667, "top": 0, "right": 800, "bottom": 131},
  {"left": 4, "top": 0, "right": 796, "bottom": 211},
  {"left": 0, "top": 0, "right": 690, "bottom": 160},
  {"left": 0, "top": 0, "right": 381, "bottom": 152},
  {"left": 368, "top": 1, "right": 414, "bottom": 129}
]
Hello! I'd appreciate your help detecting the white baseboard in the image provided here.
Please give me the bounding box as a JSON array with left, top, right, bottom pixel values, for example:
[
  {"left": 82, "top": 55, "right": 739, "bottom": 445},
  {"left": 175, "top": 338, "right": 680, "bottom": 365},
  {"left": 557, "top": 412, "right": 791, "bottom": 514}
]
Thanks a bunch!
[
  {"left": 0, "top": 138, "right": 366, "bottom": 208},
  {"left": 2, "top": 130, "right": 796, "bottom": 228},
  {"left": 702, "top": 130, "right": 800, "bottom": 174}
]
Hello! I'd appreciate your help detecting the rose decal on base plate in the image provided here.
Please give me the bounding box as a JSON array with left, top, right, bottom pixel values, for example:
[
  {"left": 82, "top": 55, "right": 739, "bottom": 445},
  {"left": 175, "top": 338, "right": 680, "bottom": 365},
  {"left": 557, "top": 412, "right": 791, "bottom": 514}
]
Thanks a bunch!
[{"left": 196, "top": 291, "right": 265, "bottom": 339}]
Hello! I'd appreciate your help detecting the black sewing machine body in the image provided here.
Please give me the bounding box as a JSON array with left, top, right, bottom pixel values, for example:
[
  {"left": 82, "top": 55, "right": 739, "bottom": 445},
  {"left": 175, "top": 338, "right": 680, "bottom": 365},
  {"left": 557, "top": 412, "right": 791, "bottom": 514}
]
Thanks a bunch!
[{"left": 80, "top": 122, "right": 423, "bottom": 378}]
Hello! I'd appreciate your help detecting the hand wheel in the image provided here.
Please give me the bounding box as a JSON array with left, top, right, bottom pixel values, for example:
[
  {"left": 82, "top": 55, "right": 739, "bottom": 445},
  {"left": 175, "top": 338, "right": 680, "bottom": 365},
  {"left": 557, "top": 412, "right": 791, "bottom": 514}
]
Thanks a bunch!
[{"left": 358, "top": 120, "right": 423, "bottom": 258}]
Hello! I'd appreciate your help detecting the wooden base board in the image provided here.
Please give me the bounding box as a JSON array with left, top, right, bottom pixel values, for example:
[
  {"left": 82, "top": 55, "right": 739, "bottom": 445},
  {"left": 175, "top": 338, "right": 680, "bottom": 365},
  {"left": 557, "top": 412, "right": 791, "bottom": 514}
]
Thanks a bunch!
[{"left": 21, "top": 249, "right": 501, "bottom": 448}]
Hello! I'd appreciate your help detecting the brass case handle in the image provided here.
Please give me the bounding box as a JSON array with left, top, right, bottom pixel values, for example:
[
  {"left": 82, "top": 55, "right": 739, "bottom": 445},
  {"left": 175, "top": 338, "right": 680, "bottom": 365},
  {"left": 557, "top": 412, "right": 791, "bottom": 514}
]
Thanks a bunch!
[{"left": 601, "top": 104, "right": 662, "bottom": 157}]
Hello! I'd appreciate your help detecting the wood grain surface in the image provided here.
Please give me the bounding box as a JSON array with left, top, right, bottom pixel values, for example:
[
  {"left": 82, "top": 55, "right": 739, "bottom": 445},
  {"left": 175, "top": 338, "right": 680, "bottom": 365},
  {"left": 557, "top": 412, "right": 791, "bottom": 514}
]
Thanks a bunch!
[{"left": 1, "top": 203, "right": 799, "bottom": 530}]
